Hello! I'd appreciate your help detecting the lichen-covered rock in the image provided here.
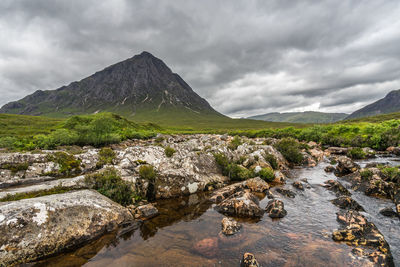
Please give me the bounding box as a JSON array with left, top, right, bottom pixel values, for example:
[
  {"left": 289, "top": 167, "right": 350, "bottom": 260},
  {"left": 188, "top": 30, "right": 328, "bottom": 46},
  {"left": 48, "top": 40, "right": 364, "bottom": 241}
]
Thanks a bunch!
[
  {"left": 324, "top": 165, "right": 335, "bottom": 173},
  {"left": 265, "top": 199, "right": 287, "bottom": 218},
  {"left": 309, "top": 148, "right": 324, "bottom": 162},
  {"left": 332, "top": 210, "right": 393, "bottom": 267},
  {"left": 243, "top": 177, "right": 269, "bottom": 193},
  {"left": 130, "top": 203, "right": 159, "bottom": 220},
  {"left": 330, "top": 196, "right": 364, "bottom": 211},
  {"left": 335, "top": 156, "right": 360, "bottom": 176},
  {"left": 326, "top": 147, "right": 349, "bottom": 155},
  {"left": 0, "top": 190, "right": 134, "bottom": 266},
  {"left": 241, "top": 252, "right": 260, "bottom": 267},
  {"left": 210, "top": 182, "right": 243, "bottom": 203},
  {"left": 386, "top": 146, "right": 400, "bottom": 155},
  {"left": 215, "top": 191, "right": 264, "bottom": 218},
  {"left": 301, "top": 152, "right": 317, "bottom": 167},
  {"left": 323, "top": 180, "right": 351, "bottom": 196},
  {"left": 221, "top": 217, "right": 241, "bottom": 235},
  {"left": 292, "top": 181, "right": 304, "bottom": 191}
]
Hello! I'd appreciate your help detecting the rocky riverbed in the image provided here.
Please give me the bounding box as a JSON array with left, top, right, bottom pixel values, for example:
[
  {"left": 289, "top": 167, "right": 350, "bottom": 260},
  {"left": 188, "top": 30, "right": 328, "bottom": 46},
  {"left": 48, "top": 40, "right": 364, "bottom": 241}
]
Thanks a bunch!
[{"left": 0, "top": 134, "right": 399, "bottom": 266}]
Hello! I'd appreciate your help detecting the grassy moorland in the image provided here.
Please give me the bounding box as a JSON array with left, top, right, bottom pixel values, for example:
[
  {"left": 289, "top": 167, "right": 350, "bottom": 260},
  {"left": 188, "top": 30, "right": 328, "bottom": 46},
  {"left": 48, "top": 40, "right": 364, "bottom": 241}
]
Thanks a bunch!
[{"left": 1, "top": 111, "right": 400, "bottom": 151}]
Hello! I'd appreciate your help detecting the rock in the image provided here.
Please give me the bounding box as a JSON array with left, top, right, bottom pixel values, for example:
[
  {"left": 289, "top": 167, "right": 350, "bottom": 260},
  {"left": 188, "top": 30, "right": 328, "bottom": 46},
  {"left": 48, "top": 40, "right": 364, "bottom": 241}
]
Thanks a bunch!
[
  {"left": 241, "top": 252, "right": 260, "bottom": 267},
  {"left": 335, "top": 156, "right": 360, "bottom": 176},
  {"left": 386, "top": 146, "right": 400, "bottom": 155},
  {"left": 292, "top": 181, "right": 304, "bottom": 191},
  {"left": 332, "top": 210, "right": 393, "bottom": 267},
  {"left": 130, "top": 203, "right": 159, "bottom": 220},
  {"left": 243, "top": 177, "right": 269, "bottom": 193},
  {"left": 309, "top": 148, "right": 324, "bottom": 162},
  {"left": 193, "top": 237, "right": 218, "bottom": 258},
  {"left": 323, "top": 180, "right": 351, "bottom": 196},
  {"left": 210, "top": 182, "right": 243, "bottom": 203},
  {"left": 326, "top": 147, "right": 349, "bottom": 155},
  {"left": 365, "top": 162, "right": 389, "bottom": 168},
  {"left": 330, "top": 196, "right": 365, "bottom": 211},
  {"left": 273, "top": 170, "right": 286, "bottom": 183},
  {"left": 265, "top": 199, "right": 287, "bottom": 218},
  {"left": 215, "top": 191, "right": 264, "bottom": 218},
  {"left": 379, "top": 207, "right": 398, "bottom": 218},
  {"left": 301, "top": 152, "right": 317, "bottom": 167},
  {"left": 221, "top": 217, "right": 241, "bottom": 235},
  {"left": 324, "top": 165, "right": 335, "bottom": 173},
  {"left": 0, "top": 190, "right": 134, "bottom": 266},
  {"left": 276, "top": 188, "right": 296, "bottom": 198},
  {"left": 365, "top": 175, "right": 393, "bottom": 198}
]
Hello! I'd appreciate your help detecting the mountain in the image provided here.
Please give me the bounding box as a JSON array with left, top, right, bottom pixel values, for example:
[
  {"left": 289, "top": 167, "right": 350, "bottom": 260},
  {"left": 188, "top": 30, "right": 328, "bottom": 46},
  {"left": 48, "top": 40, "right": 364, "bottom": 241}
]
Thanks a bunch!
[
  {"left": 346, "top": 89, "right": 400, "bottom": 119},
  {"left": 0, "top": 51, "right": 225, "bottom": 123},
  {"left": 248, "top": 111, "right": 348, "bottom": 123}
]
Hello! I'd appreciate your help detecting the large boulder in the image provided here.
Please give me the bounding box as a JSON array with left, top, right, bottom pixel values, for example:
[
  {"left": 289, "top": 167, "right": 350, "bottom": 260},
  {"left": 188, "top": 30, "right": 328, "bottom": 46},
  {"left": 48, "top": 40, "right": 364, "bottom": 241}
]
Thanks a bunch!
[
  {"left": 335, "top": 156, "right": 360, "bottom": 176},
  {"left": 215, "top": 191, "right": 264, "bottom": 218},
  {"left": 243, "top": 177, "right": 269, "bottom": 193},
  {"left": 332, "top": 210, "right": 393, "bottom": 267},
  {"left": 330, "top": 196, "right": 365, "bottom": 211},
  {"left": 0, "top": 190, "right": 134, "bottom": 266}
]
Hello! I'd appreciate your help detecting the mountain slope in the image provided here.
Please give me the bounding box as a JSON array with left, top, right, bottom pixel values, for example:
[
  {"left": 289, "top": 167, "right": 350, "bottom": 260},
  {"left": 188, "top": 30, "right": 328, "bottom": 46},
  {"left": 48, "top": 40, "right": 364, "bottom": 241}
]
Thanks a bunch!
[
  {"left": 0, "top": 51, "right": 225, "bottom": 123},
  {"left": 248, "top": 111, "right": 347, "bottom": 123},
  {"left": 347, "top": 89, "right": 400, "bottom": 119}
]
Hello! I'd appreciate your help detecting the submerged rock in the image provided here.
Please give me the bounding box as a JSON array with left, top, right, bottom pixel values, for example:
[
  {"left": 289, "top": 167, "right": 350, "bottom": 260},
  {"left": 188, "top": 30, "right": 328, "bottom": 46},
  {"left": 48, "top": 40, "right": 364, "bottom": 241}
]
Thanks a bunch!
[
  {"left": 193, "top": 237, "right": 219, "bottom": 258},
  {"left": 215, "top": 190, "right": 264, "bottom": 218},
  {"left": 241, "top": 252, "right": 260, "bottom": 267},
  {"left": 335, "top": 156, "right": 360, "bottom": 176},
  {"left": 276, "top": 188, "right": 296, "bottom": 198},
  {"left": 265, "top": 199, "right": 287, "bottom": 218},
  {"left": 379, "top": 207, "right": 398, "bottom": 218},
  {"left": 221, "top": 217, "right": 241, "bottom": 235},
  {"left": 0, "top": 190, "right": 134, "bottom": 266},
  {"left": 330, "top": 196, "right": 365, "bottom": 211}
]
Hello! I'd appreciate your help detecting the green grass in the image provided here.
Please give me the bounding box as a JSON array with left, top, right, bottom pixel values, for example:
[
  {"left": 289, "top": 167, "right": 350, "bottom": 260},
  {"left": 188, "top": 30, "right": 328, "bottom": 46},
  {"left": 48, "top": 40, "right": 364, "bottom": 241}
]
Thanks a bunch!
[{"left": 0, "top": 114, "right": 61, "bottom": 137}]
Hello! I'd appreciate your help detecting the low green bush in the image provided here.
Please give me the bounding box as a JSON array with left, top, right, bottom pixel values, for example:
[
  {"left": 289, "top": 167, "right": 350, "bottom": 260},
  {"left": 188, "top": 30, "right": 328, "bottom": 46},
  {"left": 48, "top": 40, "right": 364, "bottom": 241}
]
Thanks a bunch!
[
  {"left": 1, "top": 163, "right": 29, "bottom": 174},
  {"left": 274, "top": 138, "right": 303, "bottom": 164},
  {"left": 264, "top": 153, "right": 278, "bottom": 170},
  {"left": 347, "top": 147, "right": 367, "bottom": 159},
  {"left": 360, "top": 169, "right": 373, "bottom": 180},
  {"left": 164, "top": 146, "right": 176, "bottom": 157},
  {"left": 46, "top": 152, "right": 81, "bottom": 177},
  {"left": 139, "top": 164, "right": 157, "bottom": 181},
  {"left": 381, "top": 167, "right": 400, "bottom": 183},
  {"left": 214, "top": 153, "right": 254, "bottom": 181},
  {"left": 258, "top": 167, "right": 275, "bottom": 182},
  {"left": 228, "top": 135, "right": 242, "bottom": 151},
  {"left": 84, "top": 168, "right": 135, "bottom": 206},
  {"left": 96, "top": 147, "right": 116, "bottom": 168}
]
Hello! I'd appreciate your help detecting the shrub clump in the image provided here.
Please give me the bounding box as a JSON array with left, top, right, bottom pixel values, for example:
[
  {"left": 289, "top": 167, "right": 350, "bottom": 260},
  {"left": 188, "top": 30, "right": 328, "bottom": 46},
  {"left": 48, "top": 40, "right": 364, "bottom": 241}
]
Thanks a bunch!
[
  {"left": 228, "top": 135, "right": 242, "bottom": 151},
  {"left": 274, "top": 138, "right": 304, "bottom": 164},
  {"left": 380, "top": 167, "right": 400, "bottom": 183},
  {"left": 164, "top": 146, "right": 176, "bottom": 158},
  {"left": 264, "top": 153, "right": 278, "bottom": 170},
  {"left": 360, "top": 169, "right": 373, "bottom": 180},
  {"left": 96, "top": 147, "right": 116, "bottom": 168},
  {"left": 347, "top": 147, "right": 367, "bottom": 159},
  {"left": 84, "top": 168, "right": 135, "bottom": 206},
  {"left": 214, "top": 153, "right": 255, "bottom": 181},
  {"left": 258, "top": 167, "right": 275, "bottom": 182},
  {"left": 139, "top": 164, "right": 157, "bottom": 181},
  {"left": 1, "top": 163, "right": 29, "bottom": 174},
  {"left": 46, "top": 152, "right": 81, "bottom": 177}
]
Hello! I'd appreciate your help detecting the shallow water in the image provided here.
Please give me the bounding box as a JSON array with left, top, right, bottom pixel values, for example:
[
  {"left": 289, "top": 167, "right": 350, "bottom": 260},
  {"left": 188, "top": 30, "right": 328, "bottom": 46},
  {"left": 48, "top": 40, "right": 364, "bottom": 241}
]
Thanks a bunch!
[{"left": 33, "top": 157, "right": 400, "bottom": 266}]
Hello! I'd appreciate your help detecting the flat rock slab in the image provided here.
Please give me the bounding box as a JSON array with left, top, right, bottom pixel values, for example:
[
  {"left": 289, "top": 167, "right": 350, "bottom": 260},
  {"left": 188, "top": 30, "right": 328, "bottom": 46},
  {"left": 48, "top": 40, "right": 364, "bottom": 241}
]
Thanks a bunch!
[
  {"left": 0, "top": 190, "right": 133, "bottom": 266},
  {"left": 0, "top": 175, "right": 86, "bottom": 199}
]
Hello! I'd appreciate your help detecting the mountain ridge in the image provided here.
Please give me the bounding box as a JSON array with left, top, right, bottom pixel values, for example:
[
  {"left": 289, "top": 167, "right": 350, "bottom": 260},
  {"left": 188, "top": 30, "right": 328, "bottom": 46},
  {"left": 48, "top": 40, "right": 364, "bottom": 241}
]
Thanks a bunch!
[
  {"left": 346, "top": 89, "right": 400, "bottom": 119},
  {"left": 248, "top": 111, "right": 348, "bottom": 123},
  {"left": 0, "top": 51, "right": 225, "bottom": 122}
]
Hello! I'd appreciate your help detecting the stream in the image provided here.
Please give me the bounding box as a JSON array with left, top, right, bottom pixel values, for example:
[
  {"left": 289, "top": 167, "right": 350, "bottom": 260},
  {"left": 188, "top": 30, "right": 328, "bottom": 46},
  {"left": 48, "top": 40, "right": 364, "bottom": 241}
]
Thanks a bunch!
[{"left": 33, "top": 156, "right": 400, "bottom": 266}]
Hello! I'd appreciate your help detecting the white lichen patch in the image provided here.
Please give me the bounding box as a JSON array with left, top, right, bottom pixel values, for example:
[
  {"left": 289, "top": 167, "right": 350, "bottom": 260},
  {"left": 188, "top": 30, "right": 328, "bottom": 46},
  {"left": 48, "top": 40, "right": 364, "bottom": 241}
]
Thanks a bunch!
[
  {"left": 32, "top": 203, "right": 48, "bottom": 226},
  {"left": 188, "top": 182, "right": 199, "bottom": 194}
]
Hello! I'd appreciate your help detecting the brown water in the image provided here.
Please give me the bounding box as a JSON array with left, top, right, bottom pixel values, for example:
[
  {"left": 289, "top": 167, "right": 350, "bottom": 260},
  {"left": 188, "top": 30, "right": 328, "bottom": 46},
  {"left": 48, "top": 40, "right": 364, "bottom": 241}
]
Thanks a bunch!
[{"left": 33, "top": 157, "right": 400, "bottom": 267}]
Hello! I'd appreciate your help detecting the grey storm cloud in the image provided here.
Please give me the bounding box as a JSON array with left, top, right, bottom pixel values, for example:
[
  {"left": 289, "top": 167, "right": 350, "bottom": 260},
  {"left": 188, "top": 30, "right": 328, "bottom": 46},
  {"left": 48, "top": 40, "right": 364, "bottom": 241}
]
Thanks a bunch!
[{"left": 1, "top": 0, "right": 400, "bottom": 117}]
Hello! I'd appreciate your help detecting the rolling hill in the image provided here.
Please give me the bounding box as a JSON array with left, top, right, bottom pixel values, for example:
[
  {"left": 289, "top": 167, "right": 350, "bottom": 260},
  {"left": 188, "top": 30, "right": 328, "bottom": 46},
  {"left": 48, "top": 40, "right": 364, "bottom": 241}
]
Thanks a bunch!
[{"left": 247, "top": 111, "right": 347, "bottom": 123}]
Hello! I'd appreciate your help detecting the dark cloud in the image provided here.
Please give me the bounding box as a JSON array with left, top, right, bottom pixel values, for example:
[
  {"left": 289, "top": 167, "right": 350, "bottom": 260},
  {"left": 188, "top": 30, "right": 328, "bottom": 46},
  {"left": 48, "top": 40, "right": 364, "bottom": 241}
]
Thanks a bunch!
[{"left": 1, "top": 0, "right": 400, "bottom": 117}]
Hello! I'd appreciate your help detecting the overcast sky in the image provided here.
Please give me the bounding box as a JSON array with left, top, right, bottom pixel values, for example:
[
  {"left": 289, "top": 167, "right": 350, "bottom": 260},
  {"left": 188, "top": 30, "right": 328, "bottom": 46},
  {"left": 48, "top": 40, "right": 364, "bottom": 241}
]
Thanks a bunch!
[{"left": 1, "top": 0, "right": 400, "bottom": 117}]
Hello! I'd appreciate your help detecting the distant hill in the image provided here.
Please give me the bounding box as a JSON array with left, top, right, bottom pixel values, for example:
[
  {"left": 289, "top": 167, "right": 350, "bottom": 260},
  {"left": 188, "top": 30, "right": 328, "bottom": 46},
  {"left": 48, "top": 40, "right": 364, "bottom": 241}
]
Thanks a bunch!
[
  {"left": 0, "top": 51, "right": 226, "bottom": 124},
  {"left": 247, "top": 111, "right": 348, "bottom": 123},
  {"left": 347, "top": 89, "right": 400, "bottom": 119}
]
